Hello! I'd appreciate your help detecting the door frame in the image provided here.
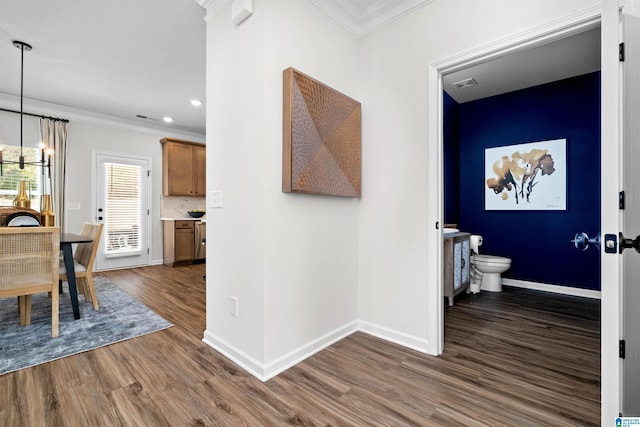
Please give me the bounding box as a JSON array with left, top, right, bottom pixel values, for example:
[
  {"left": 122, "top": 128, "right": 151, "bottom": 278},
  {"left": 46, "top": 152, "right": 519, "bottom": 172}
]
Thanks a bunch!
[
  {"left": 91, "top": 150, "right": 153, "bottom": 270},
  {"left": 426, "top": 3, "right": 621, "bottom": 421}
]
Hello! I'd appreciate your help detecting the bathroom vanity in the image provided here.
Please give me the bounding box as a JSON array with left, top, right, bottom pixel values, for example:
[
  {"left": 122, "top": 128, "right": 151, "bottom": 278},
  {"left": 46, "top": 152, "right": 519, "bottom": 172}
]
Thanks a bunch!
[{"left": 443, "top": 231, "right": 471, "bottom": 306}]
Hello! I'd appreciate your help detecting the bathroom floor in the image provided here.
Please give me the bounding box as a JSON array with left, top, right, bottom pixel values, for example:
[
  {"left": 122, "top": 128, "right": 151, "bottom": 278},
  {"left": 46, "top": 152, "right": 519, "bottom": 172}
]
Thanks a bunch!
[{"left": 443, "top": 286, "right": 600, "bottom": 425}]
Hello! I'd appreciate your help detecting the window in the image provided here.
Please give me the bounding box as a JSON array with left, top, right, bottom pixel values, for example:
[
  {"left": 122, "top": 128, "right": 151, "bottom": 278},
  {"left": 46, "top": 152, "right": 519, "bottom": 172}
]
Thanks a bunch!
[
  {"left": 104, "top": 162, "right": 142, "bottom": 257},
  {"left": 0, "top": 144, "right": 50, "bottom": 211}
]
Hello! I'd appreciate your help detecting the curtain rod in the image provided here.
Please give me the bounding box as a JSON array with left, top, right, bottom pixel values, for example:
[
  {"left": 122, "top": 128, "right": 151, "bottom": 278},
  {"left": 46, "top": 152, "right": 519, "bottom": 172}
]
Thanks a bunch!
[{"left": 0, "top": 107, "right": 69, "bottom": 123}]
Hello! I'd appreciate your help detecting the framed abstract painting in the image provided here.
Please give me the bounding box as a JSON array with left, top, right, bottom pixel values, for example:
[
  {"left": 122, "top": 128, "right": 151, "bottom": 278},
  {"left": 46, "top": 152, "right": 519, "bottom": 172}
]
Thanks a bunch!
[{"left": 484, "top": 138, "right": 567, "bottom": 211}]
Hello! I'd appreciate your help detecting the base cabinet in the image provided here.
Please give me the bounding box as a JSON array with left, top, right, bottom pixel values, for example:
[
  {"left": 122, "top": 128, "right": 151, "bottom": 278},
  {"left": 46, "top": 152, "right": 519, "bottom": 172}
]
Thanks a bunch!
[
  {"left": 444, "top": 232, "right": 470, "bottom": 306},
  {"left": 163, "top": 220, "right": 195, "bottom": 266}
]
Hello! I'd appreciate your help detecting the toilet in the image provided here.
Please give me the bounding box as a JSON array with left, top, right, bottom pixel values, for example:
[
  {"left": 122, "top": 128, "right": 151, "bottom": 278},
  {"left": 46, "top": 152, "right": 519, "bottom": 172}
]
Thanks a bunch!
[{"left": 470, "top": 235, "right": 511, "bottom": 292}]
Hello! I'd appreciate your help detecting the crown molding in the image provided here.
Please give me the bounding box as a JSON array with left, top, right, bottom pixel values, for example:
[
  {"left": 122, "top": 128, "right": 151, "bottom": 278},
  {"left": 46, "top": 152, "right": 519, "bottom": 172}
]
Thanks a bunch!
[
  {"left": 195, "top": 0, "right": 228, "bottom": 21},
  {"left": 0, "top": 93, "right": 205, "bottom": 143},
  {"left": 194, "top": 0, "right": 433, "bottom": 35},
  {"left": 309, "top": 0, "right": 433, "bottom": 37}
]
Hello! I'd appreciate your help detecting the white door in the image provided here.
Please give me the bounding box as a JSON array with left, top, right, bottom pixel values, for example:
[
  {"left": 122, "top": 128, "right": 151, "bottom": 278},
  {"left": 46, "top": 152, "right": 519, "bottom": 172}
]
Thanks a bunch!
[
  {"left": 94, "top": 152, "right": 150, "bottom": 270},
  {"left": 621, "top": 13, "right": 640, "bottom": 417}
]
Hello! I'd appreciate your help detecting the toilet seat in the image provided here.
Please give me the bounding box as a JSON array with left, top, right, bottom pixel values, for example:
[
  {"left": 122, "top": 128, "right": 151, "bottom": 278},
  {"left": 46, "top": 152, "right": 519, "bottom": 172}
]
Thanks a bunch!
[{"left": 472, "top": 254, "right": 510, "bottom": 264}]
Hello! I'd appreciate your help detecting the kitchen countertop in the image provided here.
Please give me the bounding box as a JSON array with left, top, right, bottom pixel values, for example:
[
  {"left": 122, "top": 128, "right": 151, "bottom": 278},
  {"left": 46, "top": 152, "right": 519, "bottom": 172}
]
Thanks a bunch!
[{"left": 161, "top": 217, "right": 206, "bottom": 221}]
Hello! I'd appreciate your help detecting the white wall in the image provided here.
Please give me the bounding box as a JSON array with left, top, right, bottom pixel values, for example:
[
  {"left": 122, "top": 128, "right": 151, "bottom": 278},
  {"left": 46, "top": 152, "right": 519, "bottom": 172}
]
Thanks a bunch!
[
  {"left": 0, "top": 104, "right": 204, "bottom": 265},
  {"left": 204, "top": 0, "right": 268, "bottom": 367},
  {"left": 204, "top": 0, "right": 600, "bottom": 379},
  {"left": 261, "top": 1, "right": 361, "bottom": 366},
  {"left": 357, "top": 0, "right": 600, "bottom": 350},
  {"left": 66, "top": 120, "right": 165, "bottom": 262},
  {"left": 203, "top": 0, "right": 360, "bottom": 378},
  {"left": 0, "top": 112, "right": 41, "bottom": 147}
]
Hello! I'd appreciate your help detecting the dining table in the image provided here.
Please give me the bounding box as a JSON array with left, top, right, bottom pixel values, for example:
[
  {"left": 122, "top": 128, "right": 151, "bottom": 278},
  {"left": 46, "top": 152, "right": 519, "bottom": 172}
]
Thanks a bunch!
[{"left": 60, "top": 233, "right": 92, "bottom": 319}]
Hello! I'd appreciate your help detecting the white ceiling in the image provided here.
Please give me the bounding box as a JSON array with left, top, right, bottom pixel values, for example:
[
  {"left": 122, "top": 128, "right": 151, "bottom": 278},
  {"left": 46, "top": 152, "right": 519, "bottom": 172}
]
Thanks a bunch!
[
  {"left": 443, "top": 26, "right": 601, "bottom": 104},
  {"left": 0, "top": 0, "right": 601, "bottom": 139},
  {"left": 0, "top": 0, "right": 207, "bottom": 136}
]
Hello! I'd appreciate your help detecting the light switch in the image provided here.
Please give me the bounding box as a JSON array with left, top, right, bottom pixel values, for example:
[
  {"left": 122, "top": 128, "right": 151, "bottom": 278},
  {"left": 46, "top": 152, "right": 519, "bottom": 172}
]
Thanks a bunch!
[
  {"left": 210, "top": 190, "right": 223, "bottom": 208},
  {"left": 67, "top": 202, "right": 81, "bottom": 211}
]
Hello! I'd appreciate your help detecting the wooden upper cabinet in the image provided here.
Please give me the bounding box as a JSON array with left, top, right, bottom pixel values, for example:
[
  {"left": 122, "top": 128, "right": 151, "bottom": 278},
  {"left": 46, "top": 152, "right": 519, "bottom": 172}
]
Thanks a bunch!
[
  {"left": 161, "top": 138, "right": 206, "bottom": 197},
  {"left": 193, "top": 145, "right": 206, "bottom": 196}
]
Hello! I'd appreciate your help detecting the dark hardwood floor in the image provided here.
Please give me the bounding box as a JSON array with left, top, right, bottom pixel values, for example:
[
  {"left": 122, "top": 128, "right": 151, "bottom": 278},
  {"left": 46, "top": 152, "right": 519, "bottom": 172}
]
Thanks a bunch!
[{"left": 0, "top": 264, "right": 600, "bottom": 426}]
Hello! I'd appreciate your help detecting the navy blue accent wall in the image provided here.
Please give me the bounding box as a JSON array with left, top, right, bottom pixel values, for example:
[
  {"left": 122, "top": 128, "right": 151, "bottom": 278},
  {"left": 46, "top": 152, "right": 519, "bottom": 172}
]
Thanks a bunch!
[
  {"left": 443, "top": 92, "right": 460, "bottom": 226},
  {"left": 455, "top": 72, "right": 601, "bottom": 290}
]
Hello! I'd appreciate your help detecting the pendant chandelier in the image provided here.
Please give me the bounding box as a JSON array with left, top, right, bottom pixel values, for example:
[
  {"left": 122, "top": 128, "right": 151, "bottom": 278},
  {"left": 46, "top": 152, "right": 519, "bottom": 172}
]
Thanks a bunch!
[{"left": 0, "top": 40, "right": 53, "bottom": 176}]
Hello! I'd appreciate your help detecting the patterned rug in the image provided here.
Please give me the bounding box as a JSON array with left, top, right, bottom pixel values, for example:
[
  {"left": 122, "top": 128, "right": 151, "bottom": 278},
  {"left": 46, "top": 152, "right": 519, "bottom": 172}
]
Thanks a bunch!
[{"left": 0, "top": 276, "right": 172, "bottom": 375}]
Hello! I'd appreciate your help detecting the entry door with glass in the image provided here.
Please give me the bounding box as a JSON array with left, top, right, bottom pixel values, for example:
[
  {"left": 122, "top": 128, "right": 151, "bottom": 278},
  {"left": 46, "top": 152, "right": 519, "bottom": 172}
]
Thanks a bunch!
[{"left": 94, "top": 153, "right": 150, "bottom": 270}]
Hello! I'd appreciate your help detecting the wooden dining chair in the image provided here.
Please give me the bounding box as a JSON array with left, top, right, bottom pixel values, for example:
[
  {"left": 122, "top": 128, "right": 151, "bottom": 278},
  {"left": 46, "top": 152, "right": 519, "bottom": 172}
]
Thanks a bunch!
[
  {"left": 59, "top": 223, "right": 103, "bottom": 311},
  {"left": 0, "top": 227, "right": 60, "bottom": 338}
]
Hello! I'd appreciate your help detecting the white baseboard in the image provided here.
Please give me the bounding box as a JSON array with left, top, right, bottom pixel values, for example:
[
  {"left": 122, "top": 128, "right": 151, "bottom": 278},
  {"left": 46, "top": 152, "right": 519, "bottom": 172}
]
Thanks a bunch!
[
  {"left": 502, "top": 278, "right": 601, "bottom": 299},
  {"left": 358, "top": 320, "right": 431, "bottom": 354},
  {"left": 202, "top": 330, "right": 266, "bottom": 380},
  {"left": 262, "top": 321, "right": 358, "bottom": 380},
  {"left": 203, "top": 281, "right": 594, "bottom": 384},
  {"left": 202, "top": 321, "right": 358, "bottom": 382}
]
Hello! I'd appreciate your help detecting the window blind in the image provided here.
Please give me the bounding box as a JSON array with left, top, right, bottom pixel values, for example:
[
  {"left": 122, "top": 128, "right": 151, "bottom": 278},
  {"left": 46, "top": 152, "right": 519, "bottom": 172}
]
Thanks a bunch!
[{"left": 104, "top": 162, "right": 141, "bottom": 255}]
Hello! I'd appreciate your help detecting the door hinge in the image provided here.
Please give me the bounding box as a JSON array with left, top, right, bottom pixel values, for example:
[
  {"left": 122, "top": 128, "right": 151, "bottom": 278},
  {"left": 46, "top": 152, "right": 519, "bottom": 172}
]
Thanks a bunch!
[
  {"left": 147, "top": 170, "right": 150, "bottom": 177},
  {"left": 620, "top": 43, "right": 625, "bottom": 61},
  {"left": 147, "top": 209, "right": 150, "bottom": 215},
  {"left": 620, "top": 190, "right": 625, "bottom": 209},
  {"left": 620, "top": 339, "right": 626, "bottom": 359},
  {"left": 147, "top": 248, "right": 150, "bottom": 255}
]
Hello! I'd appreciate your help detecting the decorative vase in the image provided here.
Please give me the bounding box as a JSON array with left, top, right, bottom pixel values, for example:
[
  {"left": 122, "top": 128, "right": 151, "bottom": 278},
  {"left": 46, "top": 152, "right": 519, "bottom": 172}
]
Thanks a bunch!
[
  {"left": 13, "top": 180, "right": 31, "bottom": 209},
  {"left": 40, "top": 194, "right": 55, "bottom": 226}
]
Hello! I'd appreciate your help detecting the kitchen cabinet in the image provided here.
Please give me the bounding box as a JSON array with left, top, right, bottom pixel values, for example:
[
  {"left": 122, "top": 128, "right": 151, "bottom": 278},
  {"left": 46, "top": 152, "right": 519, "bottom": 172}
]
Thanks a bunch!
[
  {"left": 163, "top": 220, "right": 195, "bottom": 266},
  {"left": 443, "top": 232, "right": 470, "bottom": 306},
  {"left": 161, "top": 138, "right": 206, "bottom": 196}
]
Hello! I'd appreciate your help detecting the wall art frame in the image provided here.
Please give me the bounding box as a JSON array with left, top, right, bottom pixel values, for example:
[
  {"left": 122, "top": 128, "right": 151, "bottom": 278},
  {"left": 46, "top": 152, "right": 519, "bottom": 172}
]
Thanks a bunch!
[
  {"left": 282, "top": 67, "right": 361, "bottom": 198},
  {"left": 484, "top": 138, "right": 567, "bottom": 211}
]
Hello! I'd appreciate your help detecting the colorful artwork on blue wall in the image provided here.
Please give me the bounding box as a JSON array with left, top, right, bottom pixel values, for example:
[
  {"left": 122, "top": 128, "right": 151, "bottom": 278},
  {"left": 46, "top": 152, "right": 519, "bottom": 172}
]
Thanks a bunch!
[{"left": 485, "top": 138, "right": 566, "bottom": 211}]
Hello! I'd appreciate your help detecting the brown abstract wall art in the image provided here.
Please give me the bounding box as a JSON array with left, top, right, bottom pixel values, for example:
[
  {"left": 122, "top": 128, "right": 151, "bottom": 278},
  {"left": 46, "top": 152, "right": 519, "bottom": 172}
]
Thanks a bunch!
[
  {"left": 282, "top": 68, "right": 361, "bottom": 198},
  {"left": 485, "top": 138, "right": 566, "bottom": 211}
]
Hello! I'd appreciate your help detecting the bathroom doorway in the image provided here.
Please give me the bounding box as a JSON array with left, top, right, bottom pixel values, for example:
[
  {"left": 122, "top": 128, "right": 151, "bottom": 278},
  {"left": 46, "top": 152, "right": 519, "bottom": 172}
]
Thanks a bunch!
[
  {"left": 426, "top": 3, "right": 626, "bottom": 418},
  {"left": 441, "top": 28, "right": 602, "bottom": 298},
  {"left": 428, "top": 10, "right": 603, "bottom": 351}
]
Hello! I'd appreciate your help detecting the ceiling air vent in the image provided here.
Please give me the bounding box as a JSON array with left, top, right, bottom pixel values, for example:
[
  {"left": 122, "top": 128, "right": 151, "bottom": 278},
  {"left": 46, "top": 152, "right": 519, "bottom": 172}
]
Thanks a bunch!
[
  {"left": 135, "top": 114, "right": 159, "bottom": 121},
  {"left": 453, "top": 78, "right": 478, "bottom": 89}
]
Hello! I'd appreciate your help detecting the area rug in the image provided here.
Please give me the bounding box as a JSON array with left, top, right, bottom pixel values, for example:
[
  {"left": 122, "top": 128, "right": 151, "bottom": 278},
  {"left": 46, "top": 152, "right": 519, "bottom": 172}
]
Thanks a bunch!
[{"left": 0, "top": 276, "right": 172, "bottom": 375}]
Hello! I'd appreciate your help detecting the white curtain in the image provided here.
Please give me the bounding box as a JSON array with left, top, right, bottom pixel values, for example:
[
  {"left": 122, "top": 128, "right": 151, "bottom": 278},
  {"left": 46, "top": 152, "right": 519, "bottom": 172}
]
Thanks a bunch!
[{"left": 39, "top": 118, "right": 68, "bottom": 232}]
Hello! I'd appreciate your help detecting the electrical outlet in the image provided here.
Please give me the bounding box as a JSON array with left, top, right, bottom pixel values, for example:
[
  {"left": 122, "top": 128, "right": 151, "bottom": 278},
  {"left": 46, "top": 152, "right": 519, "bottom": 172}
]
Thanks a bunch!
[{"left": 230, "top": 296, "right": 238, "bottom": 317}]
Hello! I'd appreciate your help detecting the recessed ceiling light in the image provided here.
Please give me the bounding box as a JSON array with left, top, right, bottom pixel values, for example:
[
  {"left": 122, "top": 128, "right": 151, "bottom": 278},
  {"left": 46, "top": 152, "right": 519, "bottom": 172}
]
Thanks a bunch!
[
  {"left": 190, "top": 99, "right": 203, "bottom": 107},
  {"left": 163, "top": 116, "right": 174, "bottom": 123}
]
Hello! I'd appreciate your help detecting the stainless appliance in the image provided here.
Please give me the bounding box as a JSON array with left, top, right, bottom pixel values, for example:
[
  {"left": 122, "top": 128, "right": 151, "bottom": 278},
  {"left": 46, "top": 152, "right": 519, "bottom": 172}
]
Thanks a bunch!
[{"left": 194, "top": 221, "right": 206, "bottom": 261}]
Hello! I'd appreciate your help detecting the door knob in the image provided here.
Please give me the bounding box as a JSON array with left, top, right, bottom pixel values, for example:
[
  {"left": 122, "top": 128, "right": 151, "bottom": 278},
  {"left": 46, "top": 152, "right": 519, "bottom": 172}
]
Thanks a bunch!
[
  {"left": 572, "top": 232, "right": 601, "bottom": 251},
  {"left": 619, "top": 232, "right": 640, "bottom": 254}
]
